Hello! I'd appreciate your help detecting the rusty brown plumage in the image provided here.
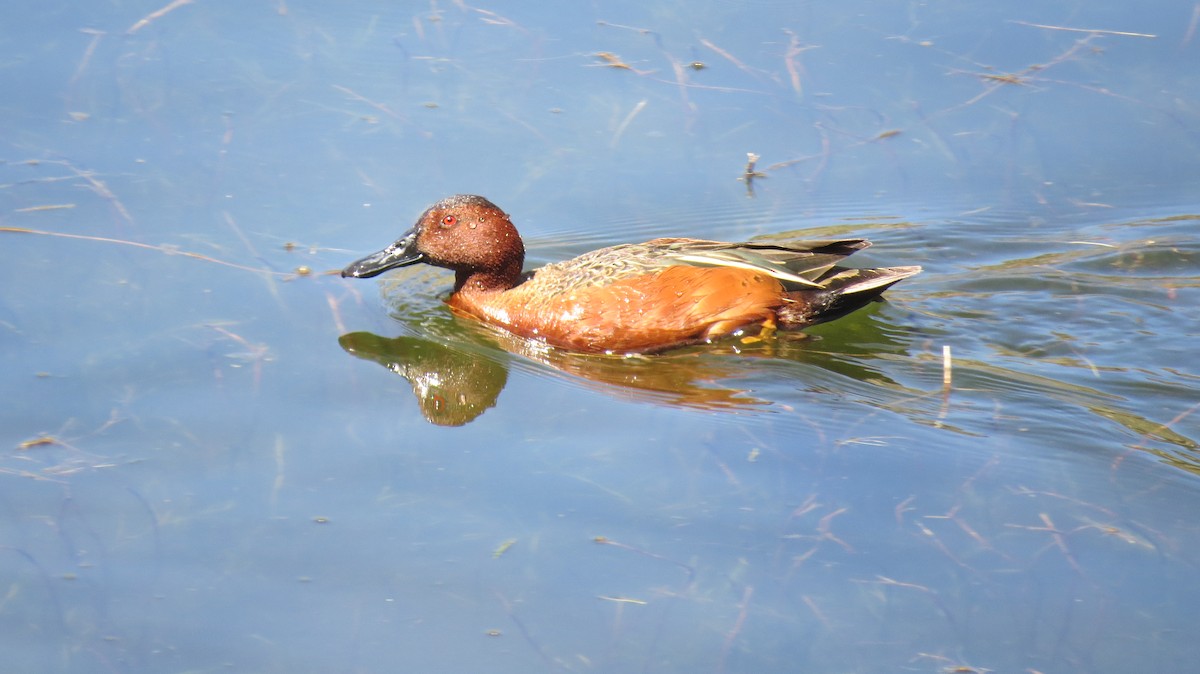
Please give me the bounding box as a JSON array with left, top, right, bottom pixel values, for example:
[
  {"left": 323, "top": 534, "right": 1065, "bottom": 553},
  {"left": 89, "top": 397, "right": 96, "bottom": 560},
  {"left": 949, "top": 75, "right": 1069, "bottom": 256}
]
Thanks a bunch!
[{"left": 342, "top": 195, "right": 920, "bottom": 354}]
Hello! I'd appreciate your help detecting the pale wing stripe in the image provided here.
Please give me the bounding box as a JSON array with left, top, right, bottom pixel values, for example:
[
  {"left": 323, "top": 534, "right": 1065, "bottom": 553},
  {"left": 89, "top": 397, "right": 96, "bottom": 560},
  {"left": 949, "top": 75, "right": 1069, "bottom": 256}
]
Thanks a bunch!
[{"left": 672, "top": 253, "right": 823, "bottom": 287}]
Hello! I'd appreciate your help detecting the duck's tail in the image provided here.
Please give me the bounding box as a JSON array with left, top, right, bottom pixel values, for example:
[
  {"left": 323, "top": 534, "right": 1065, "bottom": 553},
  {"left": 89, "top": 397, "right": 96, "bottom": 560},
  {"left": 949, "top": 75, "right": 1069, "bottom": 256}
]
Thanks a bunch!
[{"left": 777, "top": 265, "right": 922, "bottom": 328}]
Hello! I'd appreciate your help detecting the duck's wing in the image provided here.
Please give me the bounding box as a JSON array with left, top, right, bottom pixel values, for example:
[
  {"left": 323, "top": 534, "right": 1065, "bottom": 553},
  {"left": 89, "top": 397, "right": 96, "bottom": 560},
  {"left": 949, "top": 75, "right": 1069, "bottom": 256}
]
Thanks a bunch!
[
  {"left": 525, "top": 238, "right": 872, "bottom": 292},
  {"left": 655, "top": 239, "right": 871, "bottom": 288}
]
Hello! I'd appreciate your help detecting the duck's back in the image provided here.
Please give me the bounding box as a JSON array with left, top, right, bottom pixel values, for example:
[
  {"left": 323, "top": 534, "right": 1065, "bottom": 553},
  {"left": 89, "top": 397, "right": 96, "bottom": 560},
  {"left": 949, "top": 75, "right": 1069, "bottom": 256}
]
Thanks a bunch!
[{"left": 530, "top": 237, "right": 873, "bottom": 287}]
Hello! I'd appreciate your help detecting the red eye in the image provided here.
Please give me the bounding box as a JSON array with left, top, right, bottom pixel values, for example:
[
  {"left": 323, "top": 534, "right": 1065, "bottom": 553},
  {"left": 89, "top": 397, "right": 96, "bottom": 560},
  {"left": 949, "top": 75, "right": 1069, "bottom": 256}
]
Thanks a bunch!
[{"left": 441, "top": 214, "right": 457, "bottom": 227}]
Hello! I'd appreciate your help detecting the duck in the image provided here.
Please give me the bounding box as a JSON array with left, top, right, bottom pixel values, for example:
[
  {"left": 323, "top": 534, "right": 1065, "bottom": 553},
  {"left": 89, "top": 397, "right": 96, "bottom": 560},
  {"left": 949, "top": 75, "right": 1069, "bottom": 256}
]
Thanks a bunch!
[{"left": 341, "top": 194, "right": 921, "bottom": 354}]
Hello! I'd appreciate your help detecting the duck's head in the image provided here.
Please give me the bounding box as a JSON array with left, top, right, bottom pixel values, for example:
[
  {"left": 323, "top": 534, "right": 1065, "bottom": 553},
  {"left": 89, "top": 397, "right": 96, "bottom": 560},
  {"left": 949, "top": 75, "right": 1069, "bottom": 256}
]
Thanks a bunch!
[{"left": 341, "top": 194, "right": 525, "bottom": 291}]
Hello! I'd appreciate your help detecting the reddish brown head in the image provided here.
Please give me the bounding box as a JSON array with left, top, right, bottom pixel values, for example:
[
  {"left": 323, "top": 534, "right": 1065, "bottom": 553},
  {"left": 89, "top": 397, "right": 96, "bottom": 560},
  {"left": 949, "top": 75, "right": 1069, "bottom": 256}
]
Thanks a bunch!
[{"left": 341, "top": 195, "right": 525, "bottom": 292}]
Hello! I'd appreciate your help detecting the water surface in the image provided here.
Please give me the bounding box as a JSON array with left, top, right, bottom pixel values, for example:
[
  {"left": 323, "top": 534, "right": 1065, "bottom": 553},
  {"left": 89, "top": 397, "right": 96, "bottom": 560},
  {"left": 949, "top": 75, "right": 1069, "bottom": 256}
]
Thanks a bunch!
[{"left": 2, "top": 1, "right": 1199, "bottom": 672}]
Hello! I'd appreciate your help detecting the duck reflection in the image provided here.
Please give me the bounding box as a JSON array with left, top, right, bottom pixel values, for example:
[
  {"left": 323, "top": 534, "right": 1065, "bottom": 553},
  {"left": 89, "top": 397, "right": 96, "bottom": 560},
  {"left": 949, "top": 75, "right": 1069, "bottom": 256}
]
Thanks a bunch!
[
  {"left": 338, "top": 306, "right": 916, "bottom": 426},
  {"left": 339, "top": 332, "right": 507, "bottom": 426}
]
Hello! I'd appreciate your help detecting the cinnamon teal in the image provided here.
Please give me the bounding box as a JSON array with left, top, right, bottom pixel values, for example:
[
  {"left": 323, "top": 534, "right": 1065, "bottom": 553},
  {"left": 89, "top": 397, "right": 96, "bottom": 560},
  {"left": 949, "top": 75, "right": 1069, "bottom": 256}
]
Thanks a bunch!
[{"left": 341, "top": 195, "right": 921, "bottom": 354}]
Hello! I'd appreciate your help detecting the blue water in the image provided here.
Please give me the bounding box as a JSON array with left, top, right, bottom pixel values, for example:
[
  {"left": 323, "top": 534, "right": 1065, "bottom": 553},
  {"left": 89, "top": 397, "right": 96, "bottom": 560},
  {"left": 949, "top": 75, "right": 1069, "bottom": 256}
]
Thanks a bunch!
[{"left": 3, "top": 1, "right": 1199, "bottom": 672}]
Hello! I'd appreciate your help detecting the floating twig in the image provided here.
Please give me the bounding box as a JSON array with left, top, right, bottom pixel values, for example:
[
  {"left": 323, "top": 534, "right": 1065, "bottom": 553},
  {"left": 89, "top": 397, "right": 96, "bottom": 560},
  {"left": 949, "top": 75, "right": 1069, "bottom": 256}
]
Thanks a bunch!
[
  {"left": 127, "top": 0, "right": 195, "bottom": 36},
  {"left": 14, "top": 204, "right": 75, "bottom": 213},
  {"left": 610, "top": 99, "right": 647, "bottom": 148},
  {"left": 592, "top": 51, "right": 653, "bottom": 75},
  {"left": 332, "top": 84, "right": 401, "bottom": 119},
  {"left": 718, "top": 585, "right": 754, "bottom": 674},
  {"left": 942, "top": 345, "right": 953, "bottom": 388},
  {"left": 1186, "top": 4, "right": 1200, "bottom": 46},
  {"left": 593, "top": 536, "right": 695, "bottom": 582},
  {"left": 782, "top": 30, "right": 817, "bottom": 98},
  {"left": 69, "top": 29, "right": 105, "bottom": 90},
  {"left": 1009, "top": 20, "right": 1157, "bottom": 38},
  {"left": 597, "top": 595, "right": 646, "bottom": 605},
  {"left": 739, "top": 152, "right": 767, "bottom": 197},
  {"left": 492, "top": 538, "right": 517, "bottom": 559},
  {"left": 700, "top": 37, "right": 770, "bottom": 81},
  {"left": 1, "top": 226, "right": 292, "bottom": 278}
]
